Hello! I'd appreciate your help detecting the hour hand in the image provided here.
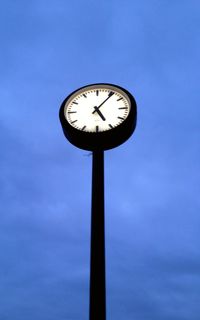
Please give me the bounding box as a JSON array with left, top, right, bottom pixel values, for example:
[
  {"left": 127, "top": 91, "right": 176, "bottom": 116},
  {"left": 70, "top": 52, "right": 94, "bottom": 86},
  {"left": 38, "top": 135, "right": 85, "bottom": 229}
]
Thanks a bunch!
[{"left": 93, "top": 106, "right": 106, "bottom": 121}]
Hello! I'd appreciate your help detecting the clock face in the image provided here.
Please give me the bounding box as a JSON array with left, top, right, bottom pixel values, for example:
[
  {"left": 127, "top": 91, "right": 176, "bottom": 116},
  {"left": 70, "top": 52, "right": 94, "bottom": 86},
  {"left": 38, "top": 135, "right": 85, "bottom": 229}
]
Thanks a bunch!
[{"left": 63, "top": 84, "right": 131, "bottom": 133}]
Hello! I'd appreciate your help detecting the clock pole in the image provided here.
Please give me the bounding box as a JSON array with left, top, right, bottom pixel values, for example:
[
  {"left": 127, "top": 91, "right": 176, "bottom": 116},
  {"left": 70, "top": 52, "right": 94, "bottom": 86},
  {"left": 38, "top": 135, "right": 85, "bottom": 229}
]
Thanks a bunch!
[
  {"left": 89, "top": 149, "right": 106, "bottom": 320},
  {"left": 59, "top": 83, "right": 137, "bottom": 320}
]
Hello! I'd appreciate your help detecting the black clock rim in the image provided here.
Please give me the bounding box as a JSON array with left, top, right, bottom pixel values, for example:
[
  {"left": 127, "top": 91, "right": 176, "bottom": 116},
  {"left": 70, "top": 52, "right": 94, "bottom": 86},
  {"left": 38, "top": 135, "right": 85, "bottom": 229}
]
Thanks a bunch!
[{"left": 59, "top": 83, "right": 137, "bottom": 151}]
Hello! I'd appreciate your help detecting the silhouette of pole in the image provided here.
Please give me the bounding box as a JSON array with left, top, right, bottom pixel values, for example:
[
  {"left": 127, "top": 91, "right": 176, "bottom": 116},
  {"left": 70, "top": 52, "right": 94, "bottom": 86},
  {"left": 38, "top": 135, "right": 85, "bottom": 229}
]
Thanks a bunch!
[{"left": 89, "top": 150, "right": 106, "bottom": 320}]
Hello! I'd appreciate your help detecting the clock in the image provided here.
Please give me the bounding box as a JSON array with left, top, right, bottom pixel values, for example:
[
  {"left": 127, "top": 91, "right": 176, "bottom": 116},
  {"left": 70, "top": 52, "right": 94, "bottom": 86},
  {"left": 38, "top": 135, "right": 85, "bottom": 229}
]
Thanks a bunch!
[{"left": 59, "top": 83, "right": 137, "bottom": 150}]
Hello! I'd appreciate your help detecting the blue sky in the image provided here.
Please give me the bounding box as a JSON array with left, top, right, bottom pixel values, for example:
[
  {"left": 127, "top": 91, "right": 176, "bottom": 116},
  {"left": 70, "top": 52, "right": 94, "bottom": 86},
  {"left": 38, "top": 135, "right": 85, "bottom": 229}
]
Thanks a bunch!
[{"left": 1, "top": 0, "right": 200, "bottom": 319}]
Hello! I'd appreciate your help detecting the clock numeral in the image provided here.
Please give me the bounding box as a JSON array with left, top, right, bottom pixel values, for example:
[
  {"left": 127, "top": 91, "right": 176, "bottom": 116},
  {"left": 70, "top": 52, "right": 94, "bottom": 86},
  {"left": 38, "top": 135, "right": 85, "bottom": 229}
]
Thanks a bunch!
[
  {"left": 118, "top": 107, "right": 128, "bottom": 110},
  {"left": 72, "top": 101, "right": 78, "bottom": 104},
  {"left": 108, "top": 91, "right": 114, "bottom": 97},
  {"left": 83, "top": 94, "right": 87, "bottom": 98},
  {"left": 96, "top": 126, "right": 99, "bottom": 132},
  {"left": 96, "top": 90, "right": 99, "bottom": 96},
  {"left": 118, "top": 116, "right": 124, "bottom": 120},
  {"left": 82, "top": 125, "right": 86, "bottom": 131},
  {"left": 117, "top": 97, "right": 123, "bottom": 101},
  {"left": 109, "top": 124, "right": 113, "bottom": 129},
  {"left": 68, "top": 111, "right": 77, "bottom": 114},
  {"left": 71, "top": 120, "right": 78, "bottom": 124}
]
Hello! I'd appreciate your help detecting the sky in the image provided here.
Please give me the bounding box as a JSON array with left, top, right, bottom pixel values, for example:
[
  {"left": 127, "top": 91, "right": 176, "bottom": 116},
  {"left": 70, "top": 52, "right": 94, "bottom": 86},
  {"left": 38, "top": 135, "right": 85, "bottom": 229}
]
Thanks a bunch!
[{"left": 0, "top": 0, "right": 200, "bottom": 319}]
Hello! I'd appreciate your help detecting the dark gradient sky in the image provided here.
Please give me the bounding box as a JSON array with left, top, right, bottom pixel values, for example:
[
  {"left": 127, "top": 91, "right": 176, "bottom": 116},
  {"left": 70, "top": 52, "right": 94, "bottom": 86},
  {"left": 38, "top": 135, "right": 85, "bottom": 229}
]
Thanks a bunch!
[{"left": 1, "top": 1, "right": 200, "bottom": 319}]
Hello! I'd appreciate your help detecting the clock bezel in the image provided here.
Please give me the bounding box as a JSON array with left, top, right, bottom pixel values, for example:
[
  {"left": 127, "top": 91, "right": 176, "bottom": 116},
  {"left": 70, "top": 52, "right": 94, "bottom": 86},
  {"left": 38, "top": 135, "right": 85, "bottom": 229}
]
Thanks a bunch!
[{"left": 59, "top": 83, "right": 137, "bottom": 151}]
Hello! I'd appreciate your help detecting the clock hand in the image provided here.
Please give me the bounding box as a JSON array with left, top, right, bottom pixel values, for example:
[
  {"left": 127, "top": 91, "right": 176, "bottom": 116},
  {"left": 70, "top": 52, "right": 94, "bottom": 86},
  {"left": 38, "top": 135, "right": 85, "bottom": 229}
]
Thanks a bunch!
[
  {"left": 93, "top": 106, "right": 106, "bottom": 121},
  {"left": 92, "top": 91, "right": 114, "bottom": 114}
]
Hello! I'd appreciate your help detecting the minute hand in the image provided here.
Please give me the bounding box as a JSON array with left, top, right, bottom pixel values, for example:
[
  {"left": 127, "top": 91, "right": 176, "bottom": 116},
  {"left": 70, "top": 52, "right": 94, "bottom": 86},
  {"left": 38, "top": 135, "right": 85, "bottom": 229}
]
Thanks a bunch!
[{"left": 92, "top": 91, "right": 114, "bottom": 114}]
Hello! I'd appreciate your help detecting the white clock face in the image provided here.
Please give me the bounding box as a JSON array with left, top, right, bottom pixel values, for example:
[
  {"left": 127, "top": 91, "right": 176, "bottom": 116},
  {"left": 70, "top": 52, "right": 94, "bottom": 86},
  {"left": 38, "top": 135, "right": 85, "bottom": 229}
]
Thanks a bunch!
[{"left": 64, "top": 84, "right": 131, "bottom": 132}]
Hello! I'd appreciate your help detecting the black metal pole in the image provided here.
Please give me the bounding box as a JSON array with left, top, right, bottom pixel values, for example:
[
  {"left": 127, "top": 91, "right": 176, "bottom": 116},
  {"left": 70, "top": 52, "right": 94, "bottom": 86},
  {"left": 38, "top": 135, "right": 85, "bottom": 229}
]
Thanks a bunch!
[{"left": 89, "top": 150, "right": 106, "bottom": 320}]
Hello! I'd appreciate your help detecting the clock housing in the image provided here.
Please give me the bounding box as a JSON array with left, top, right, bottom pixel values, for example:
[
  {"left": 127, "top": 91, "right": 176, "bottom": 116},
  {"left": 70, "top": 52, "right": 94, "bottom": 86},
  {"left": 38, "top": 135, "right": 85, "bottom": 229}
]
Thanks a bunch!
[{"left": 59, "top": 83, "right": 137, "bottom": 151}]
